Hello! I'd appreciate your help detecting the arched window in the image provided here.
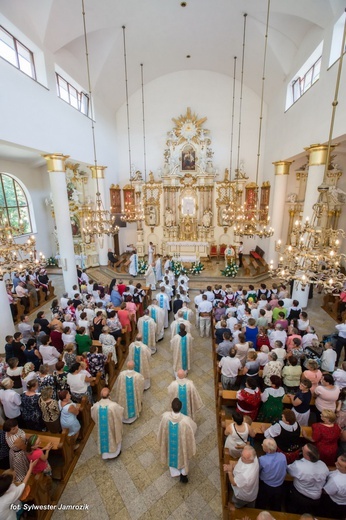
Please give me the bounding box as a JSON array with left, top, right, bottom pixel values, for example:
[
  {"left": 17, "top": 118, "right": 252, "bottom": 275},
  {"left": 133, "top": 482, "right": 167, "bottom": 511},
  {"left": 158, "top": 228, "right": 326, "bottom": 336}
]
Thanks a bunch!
[{"left": 0, "top": 172, "right": 34, "bottom": 235}]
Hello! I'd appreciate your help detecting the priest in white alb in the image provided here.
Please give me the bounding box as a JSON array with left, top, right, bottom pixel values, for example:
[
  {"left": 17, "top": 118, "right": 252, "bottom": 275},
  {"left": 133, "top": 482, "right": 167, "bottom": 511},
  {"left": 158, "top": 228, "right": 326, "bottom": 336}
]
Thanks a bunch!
[
  {"left": 171, "top": 323, "right": 193, "bottom": 377},
  {"left": 170, "top": 310, "right": 191, "bottom": 339},
  {"left": 114, "top": 360, "right": 144, "bottom": 423},
  {"left": 145, "top": 262, "right": 156, "bottom": 290},
  {"left": 137, "top": 309, "right": 157, "bottom": 353},
  {"left": 147, "top": 299, "right": 165, "bottom": 341},
  {"left": 155, "top": 287, "right": 170, "bottom": 328},
  {"left": 157, "top": 397, "right": 197, "bottom": 483},
  {"left": 127, "top": 334, "right": 152, "bottom": 390},
  {"left": 91, "top": 387, "right": 124, "bottom": 460},
  {"left": 167, "top": 369, "right": 203, "bottom": 420},
  {"left": 175, "top": 302, "right": 194, "bottom": 323}
]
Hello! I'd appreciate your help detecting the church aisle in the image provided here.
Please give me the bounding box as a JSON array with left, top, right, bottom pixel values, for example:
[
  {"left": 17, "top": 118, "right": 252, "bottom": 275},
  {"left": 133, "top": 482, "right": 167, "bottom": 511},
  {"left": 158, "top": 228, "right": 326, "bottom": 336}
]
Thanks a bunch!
[{"left": 52, "top": 292, "right": 221, "bottom": 520}]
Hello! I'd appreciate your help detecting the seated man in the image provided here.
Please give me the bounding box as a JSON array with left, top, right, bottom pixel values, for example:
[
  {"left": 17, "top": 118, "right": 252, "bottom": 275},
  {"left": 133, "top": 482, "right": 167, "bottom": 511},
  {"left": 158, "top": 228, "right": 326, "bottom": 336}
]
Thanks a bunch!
[{"left": 107, "top": 249, "right": 118, "bottom": 267}]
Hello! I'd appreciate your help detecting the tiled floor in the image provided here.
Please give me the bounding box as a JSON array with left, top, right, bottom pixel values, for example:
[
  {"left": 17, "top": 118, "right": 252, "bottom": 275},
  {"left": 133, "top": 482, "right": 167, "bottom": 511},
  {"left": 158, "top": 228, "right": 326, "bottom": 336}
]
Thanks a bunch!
[{"left": 27, "top": 271, "right": 343, "bottom": 519}]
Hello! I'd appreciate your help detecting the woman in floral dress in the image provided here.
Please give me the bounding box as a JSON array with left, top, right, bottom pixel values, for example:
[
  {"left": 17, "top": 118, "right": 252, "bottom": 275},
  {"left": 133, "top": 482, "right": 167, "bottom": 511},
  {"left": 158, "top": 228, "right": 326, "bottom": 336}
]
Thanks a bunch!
[
  {"left": 39, "top": 386, "right": 61, "bottom": 433},
  {"left": 3, "top": 418, "right": 29, "bottom": 482},
  {"left": 21, "top": 379, "right": 45, "bottom": 431},
  {"left": 86, "top": 345, "right": 107, "bottom": 378}
]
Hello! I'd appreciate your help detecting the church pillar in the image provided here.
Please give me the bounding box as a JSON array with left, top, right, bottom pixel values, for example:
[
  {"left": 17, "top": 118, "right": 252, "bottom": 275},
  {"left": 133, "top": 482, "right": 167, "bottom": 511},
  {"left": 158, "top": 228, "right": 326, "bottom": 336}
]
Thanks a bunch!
[
  {"left": 43, "top": 154, "right": 79, "bottom": 293},
  {"left": 302, "top": 144, "right": 335, "bottom": 221},
  {"left": 90, "top": 166, "right": 109, "bottom": 266},
  {"left": 0, "top": 281, "right": 15, "bottom": 350},
  {"left": 268, "top": 161, "right": 292, "bottom": 263}
]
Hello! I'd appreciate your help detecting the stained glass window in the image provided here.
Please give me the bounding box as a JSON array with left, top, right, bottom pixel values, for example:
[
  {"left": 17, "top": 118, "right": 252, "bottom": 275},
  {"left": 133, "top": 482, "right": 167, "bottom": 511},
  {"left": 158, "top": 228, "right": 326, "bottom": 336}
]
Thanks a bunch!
[{"left": 0, "top": 173, "right": 32, "bottom": 235}]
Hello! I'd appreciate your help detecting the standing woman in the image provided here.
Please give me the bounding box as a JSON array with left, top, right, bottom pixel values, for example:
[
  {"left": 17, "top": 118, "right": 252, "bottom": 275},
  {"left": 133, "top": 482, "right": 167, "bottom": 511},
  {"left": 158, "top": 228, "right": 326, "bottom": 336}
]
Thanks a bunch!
[
  {"left": 236, "top": 377, "right": 261, "bottom": 421},
  {"left": 58, "top": 390, "right": 81, "bottom": 445},
  {"left": 257, "top": 375, "right": 285, "bottom": 423},
  {"left": 92, "top": 311, "right": 106, "bottom": 341},
  {"left": 39, "top": 387, "right": 61, "bottom": 433},
  {"left": 3, "top": 418, "right": 29, "bottom": 482},
  {"left": 117, "top": 302, "right": 132, "bottom": 333},
  {"left": 21, "top": 379, "right": 44, "bottom": 431},
  {"left": 303, "top": 410, "right": 341, "bottom": 466},
  {"left": 75, "top": 327, "right": 92, "bottom": 355}
]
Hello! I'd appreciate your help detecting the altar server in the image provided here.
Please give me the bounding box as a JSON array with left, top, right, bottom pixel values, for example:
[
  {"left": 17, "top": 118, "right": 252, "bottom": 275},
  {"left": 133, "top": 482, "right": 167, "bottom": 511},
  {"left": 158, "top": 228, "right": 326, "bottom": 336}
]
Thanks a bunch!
[
  {"left": 128, "top": 251, "right": 138, "bottom": 277},
  {"left": 145, "top": 263, "right": 156, "bottom": 290}
]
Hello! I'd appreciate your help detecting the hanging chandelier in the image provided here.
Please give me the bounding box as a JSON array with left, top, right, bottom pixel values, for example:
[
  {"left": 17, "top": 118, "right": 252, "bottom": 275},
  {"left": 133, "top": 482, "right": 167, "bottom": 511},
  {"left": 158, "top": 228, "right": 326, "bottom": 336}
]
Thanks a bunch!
[
  {"left": 119, "top": 26, "right": 145, "bottom": 224},
  {"left": 0, "top": 208, "right": 45, "bottom": 278},
  {"left": 78, "top": 0, "right": 118, "bottom": 238},
  {"left": 269, "top": 13, "right": 346, "bottom": 293},
  {"left": 269, "top": 218, "right": 346, "bottom": 292},
  {"left": 230, "top": 3, "right": 274, "bottom": 239}
]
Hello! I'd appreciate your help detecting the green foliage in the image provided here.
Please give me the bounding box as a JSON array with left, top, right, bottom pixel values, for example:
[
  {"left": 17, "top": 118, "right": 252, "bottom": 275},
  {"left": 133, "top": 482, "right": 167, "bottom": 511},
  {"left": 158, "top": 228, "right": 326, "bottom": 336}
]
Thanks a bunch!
[{"left": 221, "top": 262, "right": 239, "bottom": 278}]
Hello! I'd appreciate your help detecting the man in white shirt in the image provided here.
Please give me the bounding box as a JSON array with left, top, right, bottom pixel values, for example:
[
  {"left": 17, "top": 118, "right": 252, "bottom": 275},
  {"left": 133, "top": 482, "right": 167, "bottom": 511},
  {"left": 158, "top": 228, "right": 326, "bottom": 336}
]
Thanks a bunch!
[
  {"left": 226, "top": 312, "right": 238, "bottom": 333},
  {"left": 223, "top": 446, "right": 259, "bottom": 509},
  {"left": 219, "top": 347, "right": 241, "bottom": 389},
  {"left": 17, "top": 315, "right": 33, "bottom": 344},
  {"left": 197, "top": 295, "right": 213, "bottom": 337},
  {"left": 301, "top": 326, "right": 318, "bottom": 349},
  {"left": 269, "top": 324, "right": 287, "bottom": 350},
  {"left": 204, "top": 286, "right": 215, "bottom": 303},
  {"left": 333, "top": 361, "right": 346, "bottom": 389},
  {"left": 287, "top": 443, "right": 329, "bottom": 515},
  {"left": 335, "top": 319, "right": 346, "bottom": 366},
  {"left": 320, "top": 341, "right": 337, "bottom": 372},
  {"left": 322, "top": 454, "right": 346, "bottom": 518}
]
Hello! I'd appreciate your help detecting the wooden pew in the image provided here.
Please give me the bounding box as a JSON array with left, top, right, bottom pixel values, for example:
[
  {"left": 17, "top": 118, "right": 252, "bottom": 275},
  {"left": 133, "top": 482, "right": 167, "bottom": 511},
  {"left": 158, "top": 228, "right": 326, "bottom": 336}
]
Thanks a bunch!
[
  {"left": 229, "top": 508, "right": 331, "bottom": 520},
  {"left": 77, "top": 396, "right": 93, "bottom": 441},
  {"left": 91, "top": 371, "right": 105, "bottom": 402},
  {"left": 14, "top": 300, "right": 25, "bottom": 323},
  {"left": 106, "top": 352, "right": 117, "bottom": 387},
  {"left": 24, "top": 429, "right": 74, "bottom": 481},
  {"left": 218, "top": 386, "right": 315, "bottom": 415},
  {"left": 241, "top": 256, "right": 251, "bottom": 276},
  {"left": 249, "top": 256, "right": 260, "bottom": 275},
  {"left": 122, "top": 259, "right": 131, "bottom": 273}
]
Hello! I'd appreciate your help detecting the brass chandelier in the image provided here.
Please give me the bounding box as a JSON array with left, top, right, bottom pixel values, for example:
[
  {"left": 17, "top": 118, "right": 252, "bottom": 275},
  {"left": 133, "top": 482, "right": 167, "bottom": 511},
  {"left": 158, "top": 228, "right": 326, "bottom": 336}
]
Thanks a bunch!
[
  {"left": 0, "top": 208, "right": 45, "bottom": 279},
  {"left": 269, "top": 12, "right": 346, "bottom": 292},
  {"left": 79, "top": 0, "right": 118, "bottom": 238},
  {"left": 231, "top": 3, "right": 274, "bottom": 239}
]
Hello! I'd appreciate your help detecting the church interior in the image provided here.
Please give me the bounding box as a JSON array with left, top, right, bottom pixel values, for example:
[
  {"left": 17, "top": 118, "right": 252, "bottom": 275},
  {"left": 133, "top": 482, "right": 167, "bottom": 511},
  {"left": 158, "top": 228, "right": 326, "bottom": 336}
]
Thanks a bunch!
[{"left": 0, "top": 0, "right": 346, "bottom": 519}]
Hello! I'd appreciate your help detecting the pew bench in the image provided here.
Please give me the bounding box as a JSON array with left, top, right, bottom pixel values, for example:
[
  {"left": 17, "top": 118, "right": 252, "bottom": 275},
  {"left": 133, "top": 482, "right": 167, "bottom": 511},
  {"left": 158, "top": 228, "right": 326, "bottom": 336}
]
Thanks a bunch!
[
  {"left": 24, "top": 429, "right": 74, "bottom": 481},
  {"left": 241, "top": 256, "right": 251, "bottom": 276}
]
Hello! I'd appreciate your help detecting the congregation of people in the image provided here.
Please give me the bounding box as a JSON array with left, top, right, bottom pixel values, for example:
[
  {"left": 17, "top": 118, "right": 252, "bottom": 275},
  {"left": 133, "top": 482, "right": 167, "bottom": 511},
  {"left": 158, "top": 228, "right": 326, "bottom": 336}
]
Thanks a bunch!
[
  {"left": 212, "top": 282, "right": 346, "bottom": 518},
  {"left": 1, "top": 259, "right": 346, "bottom": 519}
]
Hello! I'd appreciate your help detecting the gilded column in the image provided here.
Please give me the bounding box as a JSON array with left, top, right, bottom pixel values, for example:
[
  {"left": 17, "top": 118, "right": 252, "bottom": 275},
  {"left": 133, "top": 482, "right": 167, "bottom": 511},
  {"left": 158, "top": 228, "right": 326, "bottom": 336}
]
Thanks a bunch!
[
  {"left": 0, "top": 280, "right": 15, "bottom": 346},
  {"left": 268, "top": 161, "right": 293, "bottom": 263},
  {"left": 90, "top": 165, "right": 109, "bottom": 266},
  {"left": 302, "top": 144, "right": 335, "bottom": 221},
  {"left": 44, "top": 153, "right": 79, "bottom": 293}
]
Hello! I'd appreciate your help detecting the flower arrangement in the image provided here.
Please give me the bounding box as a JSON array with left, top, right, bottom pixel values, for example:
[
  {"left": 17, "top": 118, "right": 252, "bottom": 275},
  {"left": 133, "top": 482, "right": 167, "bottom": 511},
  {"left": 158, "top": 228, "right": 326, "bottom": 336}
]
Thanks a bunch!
[
  {"left": 46, "top": 256, "right": 58, "bottom": 267},
  {"left": 171, "top": 260, "right": 187, "bottom": 277},
  {"left": 137, "top": 260, "right": 148, "bottom": 274},
  {"left": 189, "top": 261, "right": 204, "bottom": 275},
  {"left": 221, "top": 262, "right": 239, "bottom": 278}
]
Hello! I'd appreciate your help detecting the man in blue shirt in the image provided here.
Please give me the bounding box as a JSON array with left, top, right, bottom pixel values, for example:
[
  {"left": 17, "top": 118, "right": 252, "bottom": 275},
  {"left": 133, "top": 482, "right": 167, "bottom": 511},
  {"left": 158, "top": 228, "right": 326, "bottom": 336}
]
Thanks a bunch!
[{"left": 256, "top": 438, "right": 287, "bottom": 511}]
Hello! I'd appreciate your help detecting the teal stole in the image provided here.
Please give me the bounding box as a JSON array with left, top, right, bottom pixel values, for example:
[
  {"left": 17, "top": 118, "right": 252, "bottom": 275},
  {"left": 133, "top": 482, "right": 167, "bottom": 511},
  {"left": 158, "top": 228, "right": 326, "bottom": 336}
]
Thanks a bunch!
[
  {"left": 181, "top": 335, "right": 188, "bottom": 370},
  {"left": 98, "top": 406, "right": 109, "bottom": 453},
  {"left": 159, "top": 294, "right": 164, "bottom": 308},
  {"left": 150, "top": 308, "right": 156, "bottom": 321},
  {"left": 142, "top": 320, "right": 149, "bottom": 345},
  {"left": 126, "top": 376, "right": 136, "bottom": 418},
  {"left": 134, "top": 346, "right": 141, "bottom": 373},
  {"left": 134, "top": 254, "right": 138, "bottom": 272},
  {"left": 178, "top": 384, "right": 188, "bottom": 416},
  {"left": 168, "top": 421, "right": 179, "bottom": 468},
  {"left": 183, "top": 311, "right": 188, "bottom": 320}
]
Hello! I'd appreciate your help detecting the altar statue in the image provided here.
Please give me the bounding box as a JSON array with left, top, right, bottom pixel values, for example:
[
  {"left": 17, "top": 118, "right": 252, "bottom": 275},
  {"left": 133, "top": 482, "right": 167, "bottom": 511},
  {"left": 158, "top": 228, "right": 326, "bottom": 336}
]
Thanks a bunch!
[
  {"left": 224, "top": 244, "right": 236, "bottom": 267},
  {"left": 165, "top": 208, "right": 174, "bottom": 227},
  {"left": 202, "top": 209, "right": 212, "bottom": 228}
]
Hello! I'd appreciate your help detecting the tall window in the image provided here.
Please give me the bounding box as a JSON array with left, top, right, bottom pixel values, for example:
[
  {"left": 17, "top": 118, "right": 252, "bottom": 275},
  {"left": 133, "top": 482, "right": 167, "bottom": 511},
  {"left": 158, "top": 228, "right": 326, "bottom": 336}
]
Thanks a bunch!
[
  {"left": 56, "top": 73, "right": 90, "bottom": 115},
  {"left": 285, "top": 41, "right": 323, "bottom": 110},
  {"left": 0, "top": 173, "right": 32, "bottom": 235},
  {"left": 0, "top": 25, "right": 36, "bottom": 79},
  {"left": 329, "top": 11, "right": 346, "bottom": 67}
]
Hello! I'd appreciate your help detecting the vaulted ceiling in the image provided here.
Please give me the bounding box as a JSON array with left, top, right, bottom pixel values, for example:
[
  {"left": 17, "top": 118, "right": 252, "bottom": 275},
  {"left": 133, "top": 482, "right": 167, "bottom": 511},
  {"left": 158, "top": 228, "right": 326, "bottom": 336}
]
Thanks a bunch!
[{"left": 1, "top": 0, "right": 344, "bottom": 113}]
